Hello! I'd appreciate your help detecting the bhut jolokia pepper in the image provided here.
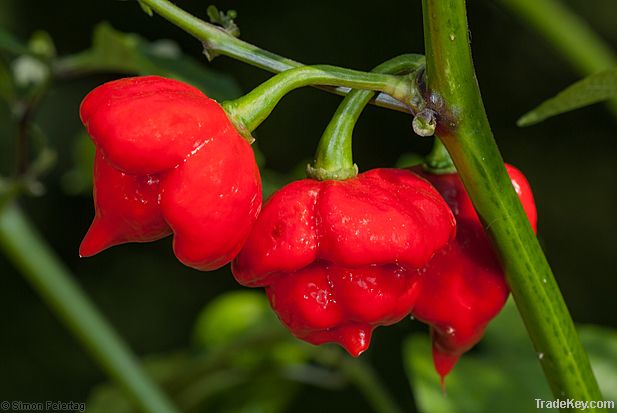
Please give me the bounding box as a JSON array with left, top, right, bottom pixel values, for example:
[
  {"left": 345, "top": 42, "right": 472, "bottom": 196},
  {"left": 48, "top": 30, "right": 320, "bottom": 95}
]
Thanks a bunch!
[
  {"left": 232, "top": 168, "right": 456, "bottom": 355},
  {"left": 232, "top": 55, "right": 457, "bottom": 356},
  {"left": 412, "top": 163, "right": 537, "bottom": 382},
  {"left": 79, "top": 76, "right": 262, "bottom": 270}
]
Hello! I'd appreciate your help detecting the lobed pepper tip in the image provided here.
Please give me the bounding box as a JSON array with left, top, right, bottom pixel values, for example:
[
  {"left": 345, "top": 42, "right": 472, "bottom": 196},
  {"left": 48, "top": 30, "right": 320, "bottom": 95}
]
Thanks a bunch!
[
  {"left": 79, "top": 219, "right": 118, "bottom": 257},
  {"left": 334, "top": 325, "right": 373, "bottom": 357},
  {"left": 431, "top": 343, "right": 460, "bottom": 386}
]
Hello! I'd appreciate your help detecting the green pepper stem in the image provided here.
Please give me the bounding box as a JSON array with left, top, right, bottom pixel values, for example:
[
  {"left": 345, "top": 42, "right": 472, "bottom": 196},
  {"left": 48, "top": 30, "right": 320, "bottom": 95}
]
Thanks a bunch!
[
  {"left": 423, "top": 138, "right": 455, "bottom": 174},
  {"left": 222, "top": 65, "right": 421, "bottom": 138},
  {"left": 137, "top": 0, "right": 410, "bottom": 113},
  {"left": 422, "top": 0, "right": 602, "bottom": 405},
  {"left": 307, "top": 54, "right": 425, "bottom": 180},
  {"left": 0, "top": 203, "right": 180, "bottom": 413}
]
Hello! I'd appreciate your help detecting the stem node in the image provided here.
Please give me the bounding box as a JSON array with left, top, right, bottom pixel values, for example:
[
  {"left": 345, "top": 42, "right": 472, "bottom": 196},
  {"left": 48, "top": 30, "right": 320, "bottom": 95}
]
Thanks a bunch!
[{"left": 412, "top": 108, "right": 437, "bottom": 137}]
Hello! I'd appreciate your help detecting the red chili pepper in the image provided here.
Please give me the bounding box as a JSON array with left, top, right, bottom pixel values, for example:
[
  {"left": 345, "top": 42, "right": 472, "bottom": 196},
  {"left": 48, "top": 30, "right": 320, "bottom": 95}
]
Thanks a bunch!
[
  {"left": 412, "top": 164, "right": 537, "bottom": 382},
  {"left": 79, "top": 151, "right": 170, "bottom": 257},
  {"left": 233, "top": 168, "right": 456, "bottom": 356},
  {"left": 79, "top": 76, "right": 262, "bottom": 270}
]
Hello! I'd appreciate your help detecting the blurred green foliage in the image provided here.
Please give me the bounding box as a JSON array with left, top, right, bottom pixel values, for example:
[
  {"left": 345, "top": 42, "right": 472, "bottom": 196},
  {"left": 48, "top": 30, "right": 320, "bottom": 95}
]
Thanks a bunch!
[
  {"left": 519, "top": 66, "right": 617, "bottom": 126},
  {"left": 405, "top": 300, "right": 617, "bottom": 413},
  {"left": 0, "top": 0, "right": 616, "bottom": 412},
  {"left": 55, "top": 22, "right": 242, "bottom": 101}
]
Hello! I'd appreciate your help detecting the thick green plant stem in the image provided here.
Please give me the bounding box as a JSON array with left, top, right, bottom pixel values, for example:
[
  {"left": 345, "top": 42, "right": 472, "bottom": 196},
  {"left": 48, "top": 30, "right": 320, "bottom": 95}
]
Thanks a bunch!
[
  {"left": 137, "top": 0, "right": 409, "bottom": 113},
  {"left": 421, "top": 0, "right": 602, "bottom": 407},
  {"left": 222, "top": 65, "right": 420, "bottom": 137},
  {"left": 308, "top": 54, "right": 425, "bottom": 180},
  {"left": 497, "top": 0, "right": 617, "bottom": 118},
  {"left": 0, "top": 203, "right": 179, "bottom": 413}
]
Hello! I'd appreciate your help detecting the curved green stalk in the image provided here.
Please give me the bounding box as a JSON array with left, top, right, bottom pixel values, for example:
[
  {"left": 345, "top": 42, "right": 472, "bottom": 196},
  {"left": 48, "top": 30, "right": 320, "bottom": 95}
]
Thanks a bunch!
[
  {"left": 423, "top": 138, "right": 455, "bottom": 174},
  {"left": 421, "top": 0, "right": 602, "bottom": 407},
  {"left": 136, "top": 0, "right": 410, "bottom": 113},
  {"left": 222, "top": 65, "right": 421, "bottom": 138},
  {"left": 0, "top": 203, "right": 179, "bottom": 413},
  {"left": 308, "top": 54, "right": 425, "bottom": 180},
  {"left": 497, "top": 0, "right": 617, "bottom": 118}
]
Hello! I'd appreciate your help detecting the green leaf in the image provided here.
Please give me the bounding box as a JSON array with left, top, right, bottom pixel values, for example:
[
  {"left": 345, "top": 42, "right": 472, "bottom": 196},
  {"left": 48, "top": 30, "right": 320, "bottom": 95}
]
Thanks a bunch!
[
  {"left": 192, "top": 290, "right": 274, "bottom": 348},
  {"left": 404, "top": 300, "right": 617, "bottom": 413},
  {"left": 206, "top": 5, "right": 240, "bottom": 38},
  {"left": 137, "top": 0, "right": 154, "bottom": 17},
  {"left": 518, "top": 66, "right": 617, "bottom": 126},
  {"left": 58, "top": 22, "right": 242, "bottom": 101}
]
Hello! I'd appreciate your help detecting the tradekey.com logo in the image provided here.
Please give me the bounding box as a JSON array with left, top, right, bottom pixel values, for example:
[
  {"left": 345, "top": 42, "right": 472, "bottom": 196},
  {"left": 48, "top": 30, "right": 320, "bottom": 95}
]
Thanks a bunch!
[{"left": 535, "top": 398, "right": 615, "bottom": 411}]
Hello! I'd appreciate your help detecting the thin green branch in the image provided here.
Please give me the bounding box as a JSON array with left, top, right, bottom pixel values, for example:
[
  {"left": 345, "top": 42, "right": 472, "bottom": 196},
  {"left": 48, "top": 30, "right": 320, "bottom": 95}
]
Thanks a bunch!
[
  {"left": 137, "top": 0, "right": 411, "bottom": 113},
  {"left": 0, "top": 203, "right": 179, "bottom": 413},
  {"left": 497, "top": 0, "right": 617, "bottom": 118},
  {"left": 421, "top": 0, "right": 602, "bottom": 407},
  {"left": 309, "top": 54, "right": 425, "bottom": 180},
  {"left": 222, "top": 65, "right": 420, "bottom": 137}
]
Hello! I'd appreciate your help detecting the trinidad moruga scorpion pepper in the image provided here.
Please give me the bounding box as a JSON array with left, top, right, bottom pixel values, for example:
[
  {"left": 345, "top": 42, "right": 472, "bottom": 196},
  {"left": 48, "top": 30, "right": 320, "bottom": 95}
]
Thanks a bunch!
[
  {"left": 232, "top": 168, "right": 456, "bottom": 356},
  {"left": 412, "top": 163, "right": 537, "bottom": 382},
  {"left": 79, "top": 76, "right": 262, "bottom": 270}
]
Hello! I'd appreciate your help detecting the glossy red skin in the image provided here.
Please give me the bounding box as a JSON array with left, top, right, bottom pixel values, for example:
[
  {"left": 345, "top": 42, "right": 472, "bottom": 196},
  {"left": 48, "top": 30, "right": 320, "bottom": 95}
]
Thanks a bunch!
[
  {"left": 413, "top": 164, "right": 537, "bottom": 381},
  {"left": 80, "top": 76, "right": 262, "bottom": 270},
  {"left": 266, "top": 264, "right": 422, "bottom": 354},
  {"left": 233, "top": 168, "right": 456, "bottom": 356},
  {"left": 160, "top": 124, "right": 262, "bottom": 270},
  {"left": 80, "top": 76, "right": 233, "bottom": 175},
  {"left": 80, "top": 151, "right": 171, "bottom": 257}
]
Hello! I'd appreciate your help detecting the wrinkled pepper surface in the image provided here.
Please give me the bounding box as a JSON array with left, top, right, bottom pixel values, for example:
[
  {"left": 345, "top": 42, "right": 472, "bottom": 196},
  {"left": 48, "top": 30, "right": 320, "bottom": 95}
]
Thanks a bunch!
[
  {"left": 413, "top": 164, "right": 537, "bottom": 380},
  {"left": 233, "top": 168, "right": 456, "bottom": 356},
  {"left": 80, "top": 76, "right": 262, "bottom": 271}
]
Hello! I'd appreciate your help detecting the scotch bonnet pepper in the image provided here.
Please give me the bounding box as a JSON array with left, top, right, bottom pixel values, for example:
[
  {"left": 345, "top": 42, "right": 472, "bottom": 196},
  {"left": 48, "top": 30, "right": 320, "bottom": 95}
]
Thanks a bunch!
[
  {"left": 413, "top": 164, "right": 537, "bottom": 381},
  {"left": 232, "top": 168, "right": 456, "bottom": 356},
  {"left": 79, "top": 76, "right": 262, "bottom": 270}
]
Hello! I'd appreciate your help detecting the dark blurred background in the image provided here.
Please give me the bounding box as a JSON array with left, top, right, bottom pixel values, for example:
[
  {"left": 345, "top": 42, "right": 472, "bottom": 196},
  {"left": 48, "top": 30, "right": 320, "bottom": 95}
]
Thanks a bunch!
[{"left": 0, "top": 0, "right": 615, "bottom": 411}]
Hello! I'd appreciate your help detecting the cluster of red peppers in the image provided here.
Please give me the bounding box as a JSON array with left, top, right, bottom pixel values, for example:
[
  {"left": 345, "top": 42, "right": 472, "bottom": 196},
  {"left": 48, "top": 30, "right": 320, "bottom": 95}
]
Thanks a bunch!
[{"left": 80, "top": 75, "right": 537, "bottom": 381}]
